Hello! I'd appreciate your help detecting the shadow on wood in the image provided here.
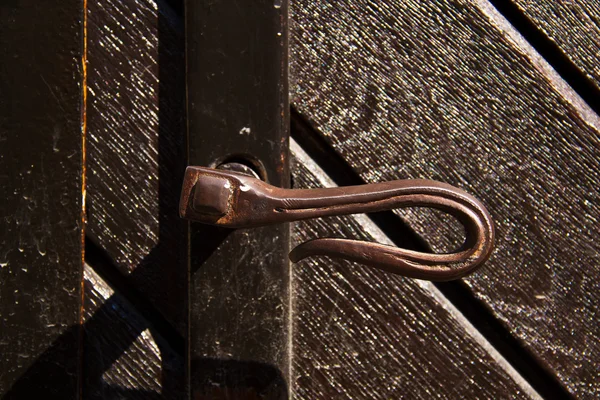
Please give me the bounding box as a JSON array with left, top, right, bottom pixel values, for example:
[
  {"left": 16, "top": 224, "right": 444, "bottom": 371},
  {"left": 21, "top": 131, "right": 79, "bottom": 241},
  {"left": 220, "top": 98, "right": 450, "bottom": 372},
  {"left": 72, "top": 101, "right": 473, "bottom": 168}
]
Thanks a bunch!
[{"left": 190, "top": 358, "right": 288, "bottom": 400}]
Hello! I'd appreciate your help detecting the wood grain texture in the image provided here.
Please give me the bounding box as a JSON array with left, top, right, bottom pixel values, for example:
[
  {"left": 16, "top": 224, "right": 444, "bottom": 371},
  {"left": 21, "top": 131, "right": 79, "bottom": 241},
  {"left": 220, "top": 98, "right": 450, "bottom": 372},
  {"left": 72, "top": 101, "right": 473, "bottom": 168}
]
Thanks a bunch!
[
  {"left": 83, "top": 265, "right": 184, "bottom": 399},
  {"left": 0, "top": 1, "right": 84, "bottom": 397},
  {"left": 290, "top": 1, "right": 600, "bottom": 397},
  {"left": 186, "top": 0, "right": 291, "bottom": 396},
  {"left": 290, "top": 142, "right": 538, "bottom": 399},
  {"left": 86, "top": 0, "right": 187, "bottom": 331},
  {"left": 510, "top": 0, "right": 600, "bottom": 90}
]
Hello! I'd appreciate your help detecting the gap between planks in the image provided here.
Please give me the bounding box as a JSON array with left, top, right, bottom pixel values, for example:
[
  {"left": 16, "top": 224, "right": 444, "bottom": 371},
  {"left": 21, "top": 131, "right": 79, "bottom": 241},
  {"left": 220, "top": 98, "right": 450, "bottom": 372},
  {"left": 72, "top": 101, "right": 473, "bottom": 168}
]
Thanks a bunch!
[{"left": 290, "top": 133, "right": 544, "bottom": 399}]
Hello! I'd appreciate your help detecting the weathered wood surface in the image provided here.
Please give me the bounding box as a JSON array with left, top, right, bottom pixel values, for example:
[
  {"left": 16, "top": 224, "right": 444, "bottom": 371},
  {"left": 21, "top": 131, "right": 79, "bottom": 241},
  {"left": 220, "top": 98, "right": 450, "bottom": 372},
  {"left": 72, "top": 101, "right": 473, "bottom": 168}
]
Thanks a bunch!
[
  {"left": 0, "top": 1, "right": 84, "bottom": 397},
  {"left": 84, "top": 0, "right": 188, "bottom": 396},
  {"left": 290, "top": 0, "right": 600, "bottom": 397},
  {"left": 83, "top": 264, "right": 184, "bottom": 399},
  {"left": 290, "top": 142, "right": 538, "bottom": 399},
  {"left": 510, "top": 0, "right": 600, "bottom": 90},
  {"left": 80, "top": 0, "right": 599, "bottom": 397},
  {"left": 186, "top": 0, "right": 291, "bottom": 397},
  {"left": 86, "top": 0, "right": 187, "bottom": 332}
]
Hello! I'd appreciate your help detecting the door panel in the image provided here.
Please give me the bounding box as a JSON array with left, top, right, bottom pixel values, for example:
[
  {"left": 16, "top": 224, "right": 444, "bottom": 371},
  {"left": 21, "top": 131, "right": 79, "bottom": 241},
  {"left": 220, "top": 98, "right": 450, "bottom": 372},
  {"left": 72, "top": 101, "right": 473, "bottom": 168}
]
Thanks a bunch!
[
  {"left": 86, "top": 0, "right": 187, "bottom": 333},
  {"left": 185, "top": 1, "right": 291, "bottom": 396},
  {"left": 0, "top": 1, "right": 85, "bottom": 397},
  {"left": 290, "top": 0, "right": 600, "bottom": 397},
  {"left": 290, "top": 142, "right": 538, "bottom": 399},
  {"left": 85, "top": 0, "right": 187, "bottom": 397},
  {"left": 5, "top": 0, "right": 593, "bottom": 398}
]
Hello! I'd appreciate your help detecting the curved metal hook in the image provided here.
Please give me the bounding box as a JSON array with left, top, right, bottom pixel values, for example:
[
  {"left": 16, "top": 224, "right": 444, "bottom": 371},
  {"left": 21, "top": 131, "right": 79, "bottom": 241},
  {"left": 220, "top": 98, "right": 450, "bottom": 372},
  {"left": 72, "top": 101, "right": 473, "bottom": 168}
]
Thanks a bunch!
[{"left": 180, "top": 166, "right": 494, "bottom": 281}]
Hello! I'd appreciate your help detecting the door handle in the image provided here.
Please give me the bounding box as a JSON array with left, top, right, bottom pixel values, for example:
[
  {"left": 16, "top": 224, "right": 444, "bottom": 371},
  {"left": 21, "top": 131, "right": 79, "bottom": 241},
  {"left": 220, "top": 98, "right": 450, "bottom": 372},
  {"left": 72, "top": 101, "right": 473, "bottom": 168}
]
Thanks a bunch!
[{"left": 180, "top": 165, "right": 494, "bottom": 281}]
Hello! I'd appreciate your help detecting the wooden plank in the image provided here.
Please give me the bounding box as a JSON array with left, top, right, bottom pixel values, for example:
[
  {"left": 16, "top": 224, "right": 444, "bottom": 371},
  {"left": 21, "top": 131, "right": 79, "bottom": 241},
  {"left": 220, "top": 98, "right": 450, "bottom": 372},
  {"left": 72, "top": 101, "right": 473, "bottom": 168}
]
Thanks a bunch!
[
  {"left": 186, "top": 0, "right": 291, "bottom": 397},
  {"left": 82, "top": 264, "right": 184, "bottom": 399},
  {"left": 0, "top": 1, "right": 84, "bottom": 397},
  {"left": 290, "top": 0, "right": 600, "bottom": 397},
  {"left": 509, "top": 0, "right": 600, "bottom": 91},
  {"left": 290, "top": 141, "right": 539, "bottom": 399},
  {"left": 86, "top": 0, "right": 187, "bottom": 332}
]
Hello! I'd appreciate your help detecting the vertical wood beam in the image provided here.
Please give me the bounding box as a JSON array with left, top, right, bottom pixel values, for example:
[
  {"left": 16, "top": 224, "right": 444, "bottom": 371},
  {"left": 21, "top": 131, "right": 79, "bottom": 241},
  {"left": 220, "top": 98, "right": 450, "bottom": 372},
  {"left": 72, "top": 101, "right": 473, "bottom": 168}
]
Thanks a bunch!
[
  {"left": 186, "top": 0, "right": 291, "bottom": 398},
  {"left": 0, "top": 1, "right": 85, "bottom": 397}
]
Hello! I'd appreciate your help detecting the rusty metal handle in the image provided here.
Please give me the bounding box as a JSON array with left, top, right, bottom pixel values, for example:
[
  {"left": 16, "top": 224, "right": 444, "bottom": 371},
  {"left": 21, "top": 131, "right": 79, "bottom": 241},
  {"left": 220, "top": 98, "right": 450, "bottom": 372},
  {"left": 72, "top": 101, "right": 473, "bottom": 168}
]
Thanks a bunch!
[{"left": 180, "top": 166, "right": 494, "bottom": 281}]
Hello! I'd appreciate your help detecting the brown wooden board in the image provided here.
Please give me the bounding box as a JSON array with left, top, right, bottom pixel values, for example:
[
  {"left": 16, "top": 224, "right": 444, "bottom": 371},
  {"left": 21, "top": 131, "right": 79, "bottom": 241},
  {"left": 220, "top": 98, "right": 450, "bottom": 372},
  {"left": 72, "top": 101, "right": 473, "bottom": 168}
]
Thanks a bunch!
[
  {"left": 290, "top": 0, "right": 600, "bottom": 397},
  {"left": 73, "top": 0, "right": 600, "bottom": 397},
  {"left": 509, "top": 0, "right": 600, "bottom": 91},
  {"left": 186, "top": 0, "right": 291, "bottom": 397},
  {"left": 0, "top": 1, "right": 85, "bottom": 397},
  {"left": 290, "top": 141, "right": 539, "bottom": 399},
  {"left": 86, "top": 0, "right": 187, "bottom": 332},
  {"left": 82, "top": 264, "right": 184, "bottom": 399}
]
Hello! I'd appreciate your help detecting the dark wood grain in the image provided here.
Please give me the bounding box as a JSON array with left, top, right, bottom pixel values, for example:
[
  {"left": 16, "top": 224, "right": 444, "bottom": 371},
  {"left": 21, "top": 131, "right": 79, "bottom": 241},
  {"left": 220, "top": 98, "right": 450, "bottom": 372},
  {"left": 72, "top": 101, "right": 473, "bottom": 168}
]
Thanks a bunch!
[
  {"left": 0, "top": 1, "right": 84, "bottom": 397},
  {"left": 77, "top": 0, "right": 599, "bottom": 397},
  {"left": 83, "top": 264, "right": 184, "bottom": 399},
  {"left": 290, "top": 1, "right": 600, "bottom": 397},
  {"left": 86, "top": 0, "right": 187, "bottom": 332},
  {"left": 186, "top": 0, "right": 291, "bottom": 397},
  {"left": 290, "top": 142, "right": 539, "bottom": 399},
  {"left": 510, "top": 0, "right": 600, "bottom": 91}
]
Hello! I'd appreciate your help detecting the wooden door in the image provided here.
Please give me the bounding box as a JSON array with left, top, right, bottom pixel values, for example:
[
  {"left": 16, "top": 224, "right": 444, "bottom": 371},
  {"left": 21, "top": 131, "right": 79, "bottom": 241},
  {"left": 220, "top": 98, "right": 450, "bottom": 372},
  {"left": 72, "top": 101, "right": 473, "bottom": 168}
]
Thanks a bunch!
[{"left": 2, "top": 0, "right": 598, "bottom": 398}]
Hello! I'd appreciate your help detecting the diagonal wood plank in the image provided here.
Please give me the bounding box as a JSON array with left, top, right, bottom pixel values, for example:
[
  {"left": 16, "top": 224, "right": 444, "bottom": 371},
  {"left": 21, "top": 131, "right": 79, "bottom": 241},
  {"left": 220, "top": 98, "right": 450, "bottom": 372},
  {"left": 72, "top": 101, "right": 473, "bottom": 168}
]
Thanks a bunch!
[
  {"left": 509, "top": 0, "right": 600, "bottom": 91},
  {"left": 291, "top": 141, "right": 539, "bottom": 399},
  {"left": 185, "top": 1, "right": 291, "bottom": 397},
  {"left": 82, "top": 264, "right": 184, "bottom": 399},
  {"left": 290, "top": 0, "right": 600, "bottom": 397},
  {"left": 86, "top": 0, "right": 187, "bottom": 332},
  {"left": 0, "top": 1, "right": 85, "bottom": 397}
]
